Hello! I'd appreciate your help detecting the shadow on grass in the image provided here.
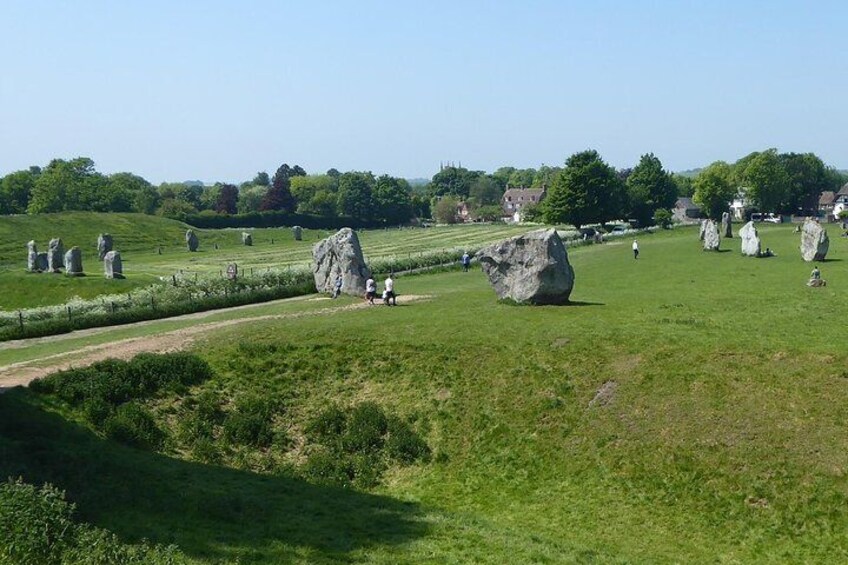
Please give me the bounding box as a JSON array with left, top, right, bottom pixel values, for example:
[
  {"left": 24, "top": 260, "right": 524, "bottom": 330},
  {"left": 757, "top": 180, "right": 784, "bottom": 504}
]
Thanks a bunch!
[
  {"left": 566, "top": 300, "right": 605, "bottom": 307},
  {"left": 0, "top": 389, "right": 427, "bottom": 562}
]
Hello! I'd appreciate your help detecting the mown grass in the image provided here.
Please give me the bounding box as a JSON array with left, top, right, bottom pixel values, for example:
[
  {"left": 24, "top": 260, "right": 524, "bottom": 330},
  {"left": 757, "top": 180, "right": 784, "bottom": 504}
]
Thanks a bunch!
[
  {"left": 0, "top": 212, "right": 539, "bottom": 309},
  {"left": 4, "top": 222, "right": 848, "bottom": 562}
]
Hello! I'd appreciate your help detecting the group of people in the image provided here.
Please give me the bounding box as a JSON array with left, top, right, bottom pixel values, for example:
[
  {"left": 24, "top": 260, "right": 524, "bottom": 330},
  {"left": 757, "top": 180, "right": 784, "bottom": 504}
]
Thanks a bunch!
[{"left": 332, "top": 273, "right": 397, "bottom": 305}]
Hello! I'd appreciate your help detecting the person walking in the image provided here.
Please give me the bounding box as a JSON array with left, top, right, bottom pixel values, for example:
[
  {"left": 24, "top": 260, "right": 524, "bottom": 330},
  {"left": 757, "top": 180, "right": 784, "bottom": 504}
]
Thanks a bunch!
[
  {"left": 383, "top": 274, "right": 396, "bottom": 306},
  {"left": 632, "top": 239, "right": 639, "bottom": 259},
  {"left": 461, "top": 251, "right": 471, "bottom": 272},
  {"left": 365, "top": 276, "right": 376, "bottom": 304}
]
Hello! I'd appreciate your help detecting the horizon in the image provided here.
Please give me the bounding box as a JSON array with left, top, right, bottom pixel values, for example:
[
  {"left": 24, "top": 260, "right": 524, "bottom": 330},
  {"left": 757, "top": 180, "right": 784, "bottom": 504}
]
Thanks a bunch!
[{"left": 2, "top": 1, "right": 847, "bottom": 184}]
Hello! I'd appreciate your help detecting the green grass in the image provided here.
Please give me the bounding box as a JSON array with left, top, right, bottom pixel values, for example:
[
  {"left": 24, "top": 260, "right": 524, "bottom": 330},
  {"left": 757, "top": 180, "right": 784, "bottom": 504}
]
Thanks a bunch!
[
  {"left": 5, "top": 223, "right": 848, "bottom": 562},
  {"left": 0, "top": 212, "right": 540, "bottom": 309}
]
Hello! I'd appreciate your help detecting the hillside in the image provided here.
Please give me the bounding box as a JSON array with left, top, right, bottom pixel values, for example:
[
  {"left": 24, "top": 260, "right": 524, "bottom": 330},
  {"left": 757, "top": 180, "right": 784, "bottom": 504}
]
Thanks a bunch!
[{"left": 2, "top": 223, "right": 848, "bottom": 562}]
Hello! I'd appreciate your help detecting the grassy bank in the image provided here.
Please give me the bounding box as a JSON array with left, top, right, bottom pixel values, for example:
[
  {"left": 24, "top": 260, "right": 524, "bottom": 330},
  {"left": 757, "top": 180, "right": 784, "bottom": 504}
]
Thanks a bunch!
[{"left": 4, "top": 223, "right": 848, "bottom": 562}]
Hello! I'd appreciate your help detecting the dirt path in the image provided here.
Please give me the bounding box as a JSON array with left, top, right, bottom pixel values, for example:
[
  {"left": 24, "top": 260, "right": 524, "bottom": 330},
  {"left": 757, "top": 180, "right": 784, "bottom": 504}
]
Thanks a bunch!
[{"left": 0, "top": 295, "right": 430, "bottom": 390}]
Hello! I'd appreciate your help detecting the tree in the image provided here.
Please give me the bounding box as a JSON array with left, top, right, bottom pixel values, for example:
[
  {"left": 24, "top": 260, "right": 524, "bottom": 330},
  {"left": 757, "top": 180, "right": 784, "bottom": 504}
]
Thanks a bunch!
[
  {"left": 468, "top": 176, "right": 503, "bottom": 207},
  {"left": 532, "top": 166, "right": 561, "bottom": 188},
  {"left": 291, "top": 175, "right": 338, "bottom": 206},
  {"left": 693, "top": 161, "right": 736, "bottom": 220},
  {"left": 780, "top": 152, "right": 828, "bottom": 214},
  {"left": 491, "top": 167, "right": 515, "bottom": 190},
  {"left": 28, "top": 157, "right": 101, "bottom": 213},
  {"left": 252, "top": 171, "right": 270, "bottom": 186},
  {"left": 626, "top": 153, "right": 677, "bottom": 226},
  {"left": 433, "top": 196, "right": 459, "bottom": 224},
  {"left": 507, "top": 168, "right": 536, "bottom": 187},
  {"left": 653, "top": 208, "right": 673, "bottom": 229},
  {"left": 428, "top": 166, "right": 482, "bottom": 198},
  {"left": 372, "top": 175, "right": 412, "bottom": 225},
  {"left": 672, "top": 174, "right": 695, "bottom": 197},
  {"left": 337, "top": 172, "right": 375, "bottom": 219},
  {"left": 215, "top": 184, "right": 239, "bottom": 214},
  {"left": 734, "top": 149, "right": 789, "bottom": 213},
  {"left": 298, "top": 190, "right": 338, "bottom": 216},
  {"left": 0, "top": 169, "right": 39, "bottom": 214},
  {"left": 261, "top": 164, "right": 298, "bottom": 212},
  {"left": 237, "top": 185, "right": 267, "bottom": 214},
  {"left": 542, "top": 150, "right": 625, "bottom": 228}
]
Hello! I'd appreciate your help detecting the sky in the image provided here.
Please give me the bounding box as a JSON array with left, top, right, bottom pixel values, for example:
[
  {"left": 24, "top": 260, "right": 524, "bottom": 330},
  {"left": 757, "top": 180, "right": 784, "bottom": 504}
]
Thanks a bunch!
[{"left": 1, "top": 1, "right": 847, "bottom": 184}]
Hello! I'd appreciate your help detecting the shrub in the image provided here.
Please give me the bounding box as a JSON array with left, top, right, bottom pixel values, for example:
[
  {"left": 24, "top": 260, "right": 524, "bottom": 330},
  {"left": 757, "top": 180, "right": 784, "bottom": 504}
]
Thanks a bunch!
[
  {"left": 223, "top": 396, "right": 276, "bottom": 448},
  {"left": 342, "top": 402, "right": 388, "bottom": 453},
  {"left": 653, "top": 208, "right": 673, "bottom": 229},
  {"left": 302, "top": 447, "right": 354, "bottom": 486},
  {"left": 0, "top": 478, "right": 74, "bottom": 564},
  {"left": 305, "top": 404, "right": 347, "bottom": 443},
  {"left": 103, "top": 402, "right": 165, "bottom": 450},
  {"left": 386, "top": 417, "right": 431, "bottom": 464}
]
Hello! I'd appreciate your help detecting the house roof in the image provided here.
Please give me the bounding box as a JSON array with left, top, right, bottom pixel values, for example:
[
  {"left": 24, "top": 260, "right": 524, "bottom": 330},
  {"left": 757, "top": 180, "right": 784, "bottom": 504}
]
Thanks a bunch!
[
  {"left": 837, "top": 183, "right": 848, "bottom": 197},
  {"left": 502, "top": 187, "right": 545, "bottom": 202},
  {"left": 820, "top": 191, "right": 836, "bottom": 205},
  {"left": 675, "top": 197, "right": 698, "bottom": 210}
]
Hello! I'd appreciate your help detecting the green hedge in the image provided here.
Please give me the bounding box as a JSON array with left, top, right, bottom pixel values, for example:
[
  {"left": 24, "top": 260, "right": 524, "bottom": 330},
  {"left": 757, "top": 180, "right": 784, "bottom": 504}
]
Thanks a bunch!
[{"left": 183, "top": 210, "right": 384, "bottom": 230}]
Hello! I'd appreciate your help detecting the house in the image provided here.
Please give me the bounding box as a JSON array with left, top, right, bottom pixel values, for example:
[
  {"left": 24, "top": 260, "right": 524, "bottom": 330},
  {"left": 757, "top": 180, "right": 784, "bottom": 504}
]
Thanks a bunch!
[
  {"left": 819, "top": 191, "right": 836, "bottom": 219},
  {"left": 672, "top": 197, "right": 701, "bottom": 224},
  {"left": 456, "top": 201, "right": 472, "bottom": 223},
  {"left": 831, "top": 183, "right": 848, "bottom": 219},
  {"left": 501, "top": 187, "right": 545, "bottom": 221}
]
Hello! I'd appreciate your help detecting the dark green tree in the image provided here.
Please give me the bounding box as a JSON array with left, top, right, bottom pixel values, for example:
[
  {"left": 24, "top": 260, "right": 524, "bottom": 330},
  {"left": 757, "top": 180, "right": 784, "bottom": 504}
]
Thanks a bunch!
[
  {"left": 693, "top": 161, "right": 736, "bottom": 220},
  {"left": 626, "top": 153, "right": 677, "bottom": 226},
  {"left": 261, "top": 164, "right": 298, "bottom": 212},
  {"left": 372, "top": 175, "right": 412, "bottom": 225},
  {"left": 542, "top": 150, "right": 625, "bottom": 228},
  {"left": 780, "top": 152, "right": 828, "bottom": 213},
  {"left": 337, "top": 172, "right": 375, "bottom": 219},
  {"left": 0, "top": 169, "right": 39, "bottom": 214},
  {"left": 252, "top": 171, "right": 270, "bottom": 186},
  {"left": 468, "top": 176, "right": 503, "bottom": 207},
  {"left": 428, "top": 166, "right": 482, "bottom": 198},
  {"left": 734, "top": 149, "right": 789, "bottom": 213}
]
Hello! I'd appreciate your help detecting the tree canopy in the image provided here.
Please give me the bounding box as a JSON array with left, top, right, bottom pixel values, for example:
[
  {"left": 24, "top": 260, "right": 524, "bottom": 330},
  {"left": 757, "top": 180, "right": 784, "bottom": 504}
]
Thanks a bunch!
[
  {"left": 693, "top": 161, "right": 736, "bottom": 220},
  {"left": 542, "top": 150, "right": 625, "bottom": 228},
  {"left": 626, "top": 153, "right": 677, "bottom": 226}
]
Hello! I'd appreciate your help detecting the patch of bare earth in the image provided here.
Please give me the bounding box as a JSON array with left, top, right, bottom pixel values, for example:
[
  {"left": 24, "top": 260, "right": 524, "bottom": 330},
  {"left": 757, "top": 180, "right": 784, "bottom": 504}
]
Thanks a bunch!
[{"left": 0, "top": 295, "right": 431, "bottom": 390}]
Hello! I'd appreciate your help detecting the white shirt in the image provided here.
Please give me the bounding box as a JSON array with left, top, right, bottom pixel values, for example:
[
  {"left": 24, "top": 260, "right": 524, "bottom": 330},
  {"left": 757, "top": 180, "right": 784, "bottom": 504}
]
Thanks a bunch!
[
  {"left": 366, "top": 278, "right": 376, "bottom": 292},
  {"left": 385, "top": 277, "right": 394, "bottom": 292},
  {"left": 632, "top": 241, "right": 639, "bottom": 250}
]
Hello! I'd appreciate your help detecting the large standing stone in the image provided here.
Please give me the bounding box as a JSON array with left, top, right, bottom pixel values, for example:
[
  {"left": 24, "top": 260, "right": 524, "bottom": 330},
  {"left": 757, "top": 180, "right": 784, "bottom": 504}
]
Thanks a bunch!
[
  {"left": 476, "top": 229, "right": 575, "bottom": 305},
  {"left": 312, "top": 228, "right": 372, "bottom": 296},
  {"left": 36, "top": 253, "right": 48, "bottom": 272},
  {"left": 242, "top": 232, "right": 253, "bottom": 246},
  {"left": 293, "top": 226, "right": 303, "bottom": 241},
  {"left": 186, "top": 230, "right": 199, "bottom": 252},
  {"left": 47, "top": 238, "right": 64, "bottom": 272},
  {"left": 738, "top": 221, "right": 761, "bottom": 257},
  {"left": 97, "top": 233, "right": 113, "bottom": 260},
  {"left": 26, "top": 240, "right": 38, "bottom": 272},
  {"left": 104, "top": 251, "right": 123, "bottom": 279},
  {"left": 800, "top": 218, "right": 829, "bottom": 262},
  {"left": 703, "top": 220, "right": 721, "bottom": 251},
  {"left": 64, "top": 246, "right": 83, "bottom": 276},
  {"left": 721, "top": 212, "right": 732, "bottom": 238}
]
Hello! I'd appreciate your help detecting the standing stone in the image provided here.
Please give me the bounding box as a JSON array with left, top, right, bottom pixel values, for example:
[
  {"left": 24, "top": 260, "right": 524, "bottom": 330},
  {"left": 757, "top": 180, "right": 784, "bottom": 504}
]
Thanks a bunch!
[
  {"left": 312, "top": 228, "right": 371, "bottom": 296},
  {"left": 26, "top": 241, "right": 38, "bottom": 272},
  {"left": 702, "top": 220, "right": 721, "bottom": 251},
  {"left": 241, "top": 232, "right": 253, "bottom": 246},
  {"left": 97, "top": 233, "right": 113, "bottom": 260},
  {"left": 721, "top": 212, "right": 732, "bottom": 238},
  {"left": 800, "top": 218, "right": 829, "bottom": 262},
  {"left": 47, "top": 238, "right": 64, "bottom": 272},
  {"left": 104, "top": 251, "right": 123, "bottom": 279},
  {"left": 738, "top": 221, "right": 761, "bottom": 257},
  {"left": 293, "top": 226, "right": 303, "bottom": 241},
  {"left": 186, "top": 230, "right": 199, "bottom": 252},
  {"left": 476, "top": 229, "right": 575, "bottom": 305},
  {"left": 64, "top": 246, "right": 84, "bottom": 276},
  {"left": 36, "top": 253, "right": 48, "bottom": 272}
]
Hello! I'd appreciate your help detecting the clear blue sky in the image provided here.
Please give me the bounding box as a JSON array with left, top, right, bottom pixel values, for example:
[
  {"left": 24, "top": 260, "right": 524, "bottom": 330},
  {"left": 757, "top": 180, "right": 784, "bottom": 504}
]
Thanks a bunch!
[{"left": 2, "top": 1, "right": 846, "bottom": 184}]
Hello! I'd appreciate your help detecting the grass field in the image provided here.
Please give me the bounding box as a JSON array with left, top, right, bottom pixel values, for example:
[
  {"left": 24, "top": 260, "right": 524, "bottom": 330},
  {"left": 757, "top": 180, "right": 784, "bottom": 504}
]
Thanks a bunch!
[
  {"left": 3, "top": 222, "right": 848, "bottom": 563},
  {"left": 0, "top": 213, "right": 540, "bottom": 309}
]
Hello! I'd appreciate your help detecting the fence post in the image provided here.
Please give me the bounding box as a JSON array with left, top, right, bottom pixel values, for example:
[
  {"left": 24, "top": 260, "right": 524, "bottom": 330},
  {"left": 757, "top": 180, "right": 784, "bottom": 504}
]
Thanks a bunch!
[
  {"left": 18, "top": 311, "right": 23, "bottom": 332},
  {"left": 151, "top": 296, "right": 155, "bottom": 310},
  {"left": 110, "top": 302, "right": 115, "bottom": 314},
  {"left": 67, "top": 306, "right": 72, "bottom": 322}
]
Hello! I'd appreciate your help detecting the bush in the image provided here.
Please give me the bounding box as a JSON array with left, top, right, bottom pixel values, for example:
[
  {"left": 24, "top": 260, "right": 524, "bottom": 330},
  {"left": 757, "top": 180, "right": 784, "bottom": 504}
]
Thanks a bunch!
[
  {"left": 386, "top": 417, "right": 432, "bottom": 464},
  {"left": 0, "top": 478, "right": 187, "bottom": 565},
  {"left": 302, "top": 447, "right": 354, "bottom": 486},
  {"left": 0, "top": 478, "right": 74, "bottom": 564},
  {"left": 342, "top": 402, "right": 388, "bottom": 453},
  {"left": 653, "top": 208, "right": 673, "bottom": 229},
  {"left": 305, "top": 404, "right": 347, "bottom": 443},
  {"left": 223, "top": 396, "right": 276, "bottom": 448},
  {"left": 103, "top": 402, "right": 165, "bottom": 450}
]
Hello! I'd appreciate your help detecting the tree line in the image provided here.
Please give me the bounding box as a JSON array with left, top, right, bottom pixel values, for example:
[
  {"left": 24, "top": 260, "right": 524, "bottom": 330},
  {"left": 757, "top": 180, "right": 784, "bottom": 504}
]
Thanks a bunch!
[{"left": 2, "top": 150, "right": 845, "bottom": 227}]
